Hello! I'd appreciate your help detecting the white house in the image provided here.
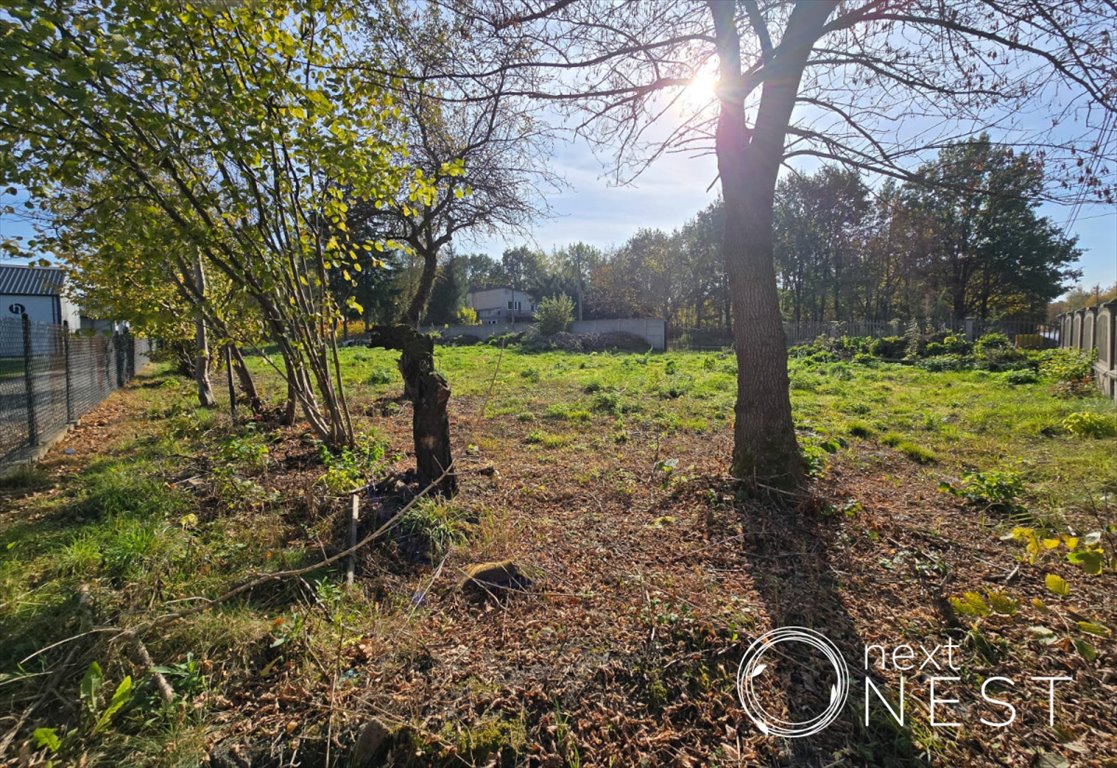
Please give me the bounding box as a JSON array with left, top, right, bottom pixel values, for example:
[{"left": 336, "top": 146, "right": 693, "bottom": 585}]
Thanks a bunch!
[
  {"left": 467, "top": 287, "right": 537, "bottom": 324},
  {"left": 0, "top": 265, "right": 81, "bottom": 328}
]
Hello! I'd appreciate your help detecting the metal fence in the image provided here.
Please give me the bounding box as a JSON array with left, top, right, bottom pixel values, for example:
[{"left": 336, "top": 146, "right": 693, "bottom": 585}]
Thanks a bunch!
[{"left": 0, "top": 316, "right": 151, "bottom": 465}]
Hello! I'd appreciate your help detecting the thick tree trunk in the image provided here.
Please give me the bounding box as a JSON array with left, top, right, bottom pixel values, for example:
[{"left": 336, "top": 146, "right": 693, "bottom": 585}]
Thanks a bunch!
[
  {"left": 192, "top": 256, "right": 217, "bottom": 408},
  {"left": 367, "top": 325, "right": 456, "bottom": 497},
  {"left": 710, "top": 0, "right": 836, "bottom": 490}
]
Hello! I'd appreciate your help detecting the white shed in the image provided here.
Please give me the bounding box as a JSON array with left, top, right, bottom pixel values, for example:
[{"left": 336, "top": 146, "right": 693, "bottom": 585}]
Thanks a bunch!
[{"left": 0, "top": 265, "right": 81, "bottom": 328}]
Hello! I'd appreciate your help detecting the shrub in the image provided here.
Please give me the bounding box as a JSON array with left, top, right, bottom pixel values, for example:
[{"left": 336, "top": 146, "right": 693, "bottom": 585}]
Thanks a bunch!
[
  {"left": 1038, "top": 348, "right": 1095, "bottom": 382},
  {"left": 869, "top": 336, "right": 907, "bottom": 359},
  {"left": 455, "top": 306, "right": 479, "bottom": 325},
  {"left": 367, "top": 369, "right": 395, "bottom": 385},
  {"left": 1062, "top": 412, "right": 1117, "bottom": 438},
  {"left": 974, "top": 332, "right": 1012, "bottom": 356},
  {"left": 924, "top": 334, "right": 971, "bottom": 356},
  {"left": 535, "top": 294, "right": 575, "bottom": 336}
]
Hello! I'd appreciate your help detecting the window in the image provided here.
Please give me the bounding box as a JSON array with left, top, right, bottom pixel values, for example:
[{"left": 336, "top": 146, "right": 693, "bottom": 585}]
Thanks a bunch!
[
  {"left": 507, "top": 301, "right": 514, "bottom": 309},
  {"left": 516, "top": 301, "right": 521, "bottom": 310}
]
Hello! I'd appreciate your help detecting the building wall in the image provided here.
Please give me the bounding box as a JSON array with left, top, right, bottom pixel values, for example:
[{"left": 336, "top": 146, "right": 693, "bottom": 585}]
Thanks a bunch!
[{"left": 0, "top": 295, "right": 59, "bottom": 325}]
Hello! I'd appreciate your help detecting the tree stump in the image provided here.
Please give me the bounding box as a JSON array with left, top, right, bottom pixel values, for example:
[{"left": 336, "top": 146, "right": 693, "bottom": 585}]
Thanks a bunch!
[{"left": 367, "top": 325, "right": 457, "bottom": 496}]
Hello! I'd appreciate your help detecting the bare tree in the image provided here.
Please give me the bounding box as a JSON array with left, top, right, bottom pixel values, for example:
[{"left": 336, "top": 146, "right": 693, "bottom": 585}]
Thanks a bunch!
[
  {"left": 356, "top": 3, "right": 557, "bottom": 327},
  {"left": 408, "top": 0, "right": 1116, "bottom": 489}
]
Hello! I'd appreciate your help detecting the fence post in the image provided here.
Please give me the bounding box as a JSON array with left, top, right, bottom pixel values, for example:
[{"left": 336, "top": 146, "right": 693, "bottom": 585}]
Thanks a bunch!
[
  {"left": 964, "top": 317, "right": 977, "bottom": 342},
  {"left": 21, "top": 314, "right": 37, "bottom": 446},
  {"left": 63, "top": 320, "right": 73, "bottom": 423},
  {"left": 113, "top": 331, "right": 125, "bottom": 388}
]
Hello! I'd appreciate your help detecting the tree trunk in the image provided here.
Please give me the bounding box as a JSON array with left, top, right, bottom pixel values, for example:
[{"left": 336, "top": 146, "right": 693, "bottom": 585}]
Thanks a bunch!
[
  {"left": 280, "top": 354, "right": 298, "bottom": 426},
  {"left": 404, "top": 246, "right": 439, "bottom": 328},
  {"left": 192, "top": 256, "right": 217, "bottom": 408},
  {"left": 710, "top": 0, "right": 836, "bottom": 490},
  {"left": 229, "top": 345, "right": 264, "bottom": 415},
  {"left": 367, "top": 325, "right": 456, "bottom": 497}
]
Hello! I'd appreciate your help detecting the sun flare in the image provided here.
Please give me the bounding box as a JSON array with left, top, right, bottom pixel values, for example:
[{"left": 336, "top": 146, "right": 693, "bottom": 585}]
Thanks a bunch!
[{"left": 679, "top": 68, "right": 719, "bottom": 112}]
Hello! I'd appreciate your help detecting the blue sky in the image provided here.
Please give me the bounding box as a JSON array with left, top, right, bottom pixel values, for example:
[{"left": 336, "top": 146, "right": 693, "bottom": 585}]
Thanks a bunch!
[{"left": 467, "top": 134, "right": 1117, "bottom": 294}]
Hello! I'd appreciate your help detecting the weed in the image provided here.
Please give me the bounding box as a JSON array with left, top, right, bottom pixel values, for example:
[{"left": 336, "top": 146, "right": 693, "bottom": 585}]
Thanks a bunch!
[
  {"left": 896, "top": 441, "right": 936, "bottom": 464},
  {"left": 396, "top": 498, "right": 471, "bottom": 560},
  {"left": 847, "top": 420, "right": 873, "bottom": 437},
  {"left": 1062, "top": 411, "right": 1117, "bottom": 438},
  {"left": 941, "top": 469, "right": 1025, "bottom": 513},
  {"left": 367, "top": 369, "right": 395, "bottom": 385}
]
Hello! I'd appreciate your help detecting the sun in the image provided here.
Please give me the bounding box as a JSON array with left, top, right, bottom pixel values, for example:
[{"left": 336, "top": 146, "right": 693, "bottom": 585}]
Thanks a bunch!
[{"left": 678, "top": 68, "right": 719, "bottom": 113}]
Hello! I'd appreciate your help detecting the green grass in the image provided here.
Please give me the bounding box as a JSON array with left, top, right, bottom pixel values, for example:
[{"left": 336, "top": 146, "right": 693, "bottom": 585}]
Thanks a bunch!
[{"left": 2, "top": 346, "right": 1114, "bottom": 764}]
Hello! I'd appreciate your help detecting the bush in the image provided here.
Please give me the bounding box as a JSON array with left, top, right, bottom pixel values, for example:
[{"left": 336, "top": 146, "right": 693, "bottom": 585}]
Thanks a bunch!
[
  {"left": 924, "top": 334, "right": 971, "bottom": 356},
  {"left": 455, "top": 306, "right": 478, "bottom": 325},
  {"left": 869, "top": 336, "right": 907, "bottom": 359},
  {"left": 1038, "top": 348, "right": 1095, "bottom": 382},
  {"left": 974, "top": 332, "right": 1012, "bottom": 356},
  {"left": 536, "top": 294, "right": 575, "bottom": 336},
  {"left": 1062, "top": 412, "right": 1117, "bottom": 438}
]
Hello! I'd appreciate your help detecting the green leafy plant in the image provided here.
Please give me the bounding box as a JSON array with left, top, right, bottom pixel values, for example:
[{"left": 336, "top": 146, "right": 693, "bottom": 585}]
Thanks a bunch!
[
  {"left": 1061, "top": 411, "right": 1116, "bottom": 438},
  {"left": 941, "top": 469, "right": 1025, "bottom": 513},
  {"left": 535, "top": 294, "right": 575, "bottom": 336}
]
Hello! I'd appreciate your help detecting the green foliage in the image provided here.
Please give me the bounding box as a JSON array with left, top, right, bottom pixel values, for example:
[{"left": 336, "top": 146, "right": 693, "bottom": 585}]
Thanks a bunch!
[
  {"left": 535, "top": 294, "right": 576, "bottom": 336},
  {"left": 869, "top": 336, "right": 907, "bottom": 359},
  {"left": 367, "top": 369, "right": 396, "bottom": 386},
  {"left": 941, "top": 469, "right": 1025, "bottom": 513},
  {"left": 1062, "top": 411, "right": 1117, "bottom": 438},
  {"left": 316, "top": 433, "right": 388, "bottom": 494},
  {"left": 1037, "top": 344, "right": 1093, "bottom": 383},
  {"left": 1003, "top": 369, "right": 1039, "bottom": 385}
]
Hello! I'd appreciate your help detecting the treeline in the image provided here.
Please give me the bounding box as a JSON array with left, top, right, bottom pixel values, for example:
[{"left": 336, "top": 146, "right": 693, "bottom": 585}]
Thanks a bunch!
[{"left": 359, "top": 136, "right": 1080, "bottom": 331}]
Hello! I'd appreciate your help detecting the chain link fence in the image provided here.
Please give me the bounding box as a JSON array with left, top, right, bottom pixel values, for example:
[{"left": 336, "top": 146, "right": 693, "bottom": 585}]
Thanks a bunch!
[{"left": 0, "top": 316, "right": 152, "bottom": 466}]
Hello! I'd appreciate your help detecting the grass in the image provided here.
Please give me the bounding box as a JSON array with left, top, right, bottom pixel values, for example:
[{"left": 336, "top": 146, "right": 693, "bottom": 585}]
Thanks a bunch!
[{"left": 0, "top": 346, "right": 1114, "bottom": 766}]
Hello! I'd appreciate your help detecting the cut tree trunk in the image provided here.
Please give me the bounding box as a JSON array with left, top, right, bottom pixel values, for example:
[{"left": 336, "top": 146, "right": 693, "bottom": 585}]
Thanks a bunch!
[{"left": 367, "top": 325, "right": 456, "bottom": 497}]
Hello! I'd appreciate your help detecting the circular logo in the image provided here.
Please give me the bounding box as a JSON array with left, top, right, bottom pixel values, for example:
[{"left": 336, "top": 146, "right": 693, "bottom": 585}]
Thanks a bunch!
[{"left": 736, "top": 626, "right": 850, "bottom": 738}]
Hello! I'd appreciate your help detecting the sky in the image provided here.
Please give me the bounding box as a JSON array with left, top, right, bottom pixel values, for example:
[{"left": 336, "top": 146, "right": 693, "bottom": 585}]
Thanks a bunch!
[{"left": 466, "top": 133, "right": 1117, "bottom": 295}]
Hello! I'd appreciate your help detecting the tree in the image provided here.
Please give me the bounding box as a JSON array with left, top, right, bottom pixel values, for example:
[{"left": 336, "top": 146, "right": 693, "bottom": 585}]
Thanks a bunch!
[
  {"left": 903, "top": 137, "right": 1082, "bottom": 321},
  {"left": 774, "top": 167, "right": 869, "bottom": 322},
  {"left": 1, "top": 0, "right": 430, "bottom": 447},
  {"left": 435, "top": 0, "right": 1116, "bottom": 489},
  {"left": 535, "top": 294, "right": 575, "bottom": 335},
  {"left": 354, "top": 2, "right": 553, "bottom": 327}
]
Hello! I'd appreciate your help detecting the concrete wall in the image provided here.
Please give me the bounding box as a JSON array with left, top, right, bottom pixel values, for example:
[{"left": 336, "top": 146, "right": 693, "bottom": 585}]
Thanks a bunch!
[
  {"left": 425, "top": 317, "right": 667, "bottom": 351},
  {"left": 1057, "top": 300, "right": 1117, "bottom": 401}
]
